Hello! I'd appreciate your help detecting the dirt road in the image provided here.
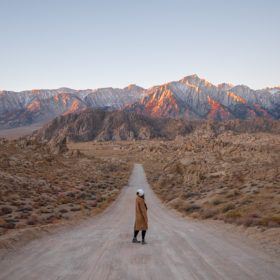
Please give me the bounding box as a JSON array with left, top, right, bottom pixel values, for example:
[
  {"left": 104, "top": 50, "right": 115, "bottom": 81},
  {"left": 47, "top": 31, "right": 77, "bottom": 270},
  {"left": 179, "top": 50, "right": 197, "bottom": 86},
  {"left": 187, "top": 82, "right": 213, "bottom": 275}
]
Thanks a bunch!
[{"left": 0, "top": 164, "right": 279, "bottom": 279}]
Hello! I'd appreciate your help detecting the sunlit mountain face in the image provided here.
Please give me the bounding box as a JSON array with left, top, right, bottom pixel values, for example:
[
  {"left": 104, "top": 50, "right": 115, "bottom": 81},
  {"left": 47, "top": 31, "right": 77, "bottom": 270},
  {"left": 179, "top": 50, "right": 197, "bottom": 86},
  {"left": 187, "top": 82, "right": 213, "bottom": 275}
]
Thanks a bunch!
[
  {"left": 0, "top": 85, "right": 145, "bottom": 129},
  {"left": 0, "top": 75, "right": 279, "bottom": 129},
  {"left": 128, "top": 74, "right": 280, "bottom": 121}
]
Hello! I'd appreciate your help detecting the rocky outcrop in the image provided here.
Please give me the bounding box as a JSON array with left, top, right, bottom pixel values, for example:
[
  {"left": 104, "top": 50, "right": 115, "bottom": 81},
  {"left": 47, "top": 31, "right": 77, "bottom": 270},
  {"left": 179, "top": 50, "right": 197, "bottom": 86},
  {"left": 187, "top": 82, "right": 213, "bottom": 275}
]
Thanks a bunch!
[
  {"left": 139, "top": 131, "right": 280, "bottom": 229},
  {"left": 34, "top": 108, "right": 280, "bottom": 144},
  {"left": 48, "top": 137, "right": 68, "bottom": 155},
  {"left": 35, "top": 109, "right": 196, "bottom": 142}
]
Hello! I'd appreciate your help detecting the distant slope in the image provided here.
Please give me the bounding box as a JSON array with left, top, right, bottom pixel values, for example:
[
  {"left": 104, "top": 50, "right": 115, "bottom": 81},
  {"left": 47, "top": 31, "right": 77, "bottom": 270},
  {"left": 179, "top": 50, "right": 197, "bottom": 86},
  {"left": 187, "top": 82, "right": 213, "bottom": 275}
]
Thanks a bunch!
[
  {"left": 35, "top": 109, "right": 280, "bottom": 143},
  {"left": 35, "top": 109, "right": 195, "bottom": 142},
  {"left": 0, "top": 122, "right": 47, "bottom": 139}
]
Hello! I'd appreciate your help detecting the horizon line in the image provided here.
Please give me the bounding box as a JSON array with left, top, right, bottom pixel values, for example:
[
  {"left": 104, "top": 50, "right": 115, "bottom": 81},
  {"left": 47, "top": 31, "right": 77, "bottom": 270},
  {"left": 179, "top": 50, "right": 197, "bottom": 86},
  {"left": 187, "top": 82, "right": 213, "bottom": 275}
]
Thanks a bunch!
[{"left": 1, "top": 73, "right": 279, "bottom": 92}]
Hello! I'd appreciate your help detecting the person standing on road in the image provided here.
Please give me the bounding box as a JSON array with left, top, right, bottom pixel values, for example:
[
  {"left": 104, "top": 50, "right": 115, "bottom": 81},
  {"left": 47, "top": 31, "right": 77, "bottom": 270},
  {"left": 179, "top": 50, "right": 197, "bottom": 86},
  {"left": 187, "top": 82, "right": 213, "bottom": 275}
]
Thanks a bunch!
[{"left": 132, "top": 189, "right": 148, "bottom": 245}]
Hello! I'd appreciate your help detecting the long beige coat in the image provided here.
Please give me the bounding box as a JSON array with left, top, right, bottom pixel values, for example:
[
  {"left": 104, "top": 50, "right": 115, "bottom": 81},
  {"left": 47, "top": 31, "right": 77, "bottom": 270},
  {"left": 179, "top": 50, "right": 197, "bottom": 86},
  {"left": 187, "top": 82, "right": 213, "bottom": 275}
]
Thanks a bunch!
[{"left": 134, "top": 196, "right": 148, "bottom": 230}]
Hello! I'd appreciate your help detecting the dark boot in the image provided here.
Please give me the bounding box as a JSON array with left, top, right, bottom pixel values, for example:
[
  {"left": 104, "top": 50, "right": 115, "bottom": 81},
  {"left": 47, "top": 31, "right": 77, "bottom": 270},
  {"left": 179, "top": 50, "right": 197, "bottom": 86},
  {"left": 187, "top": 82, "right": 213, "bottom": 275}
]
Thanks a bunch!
[
  {"left": 132, "top": 238, "right": 140, "bottom": 243},
  {"left": 141, "top": 230, "right": 147, "bottom": 244},
  {"left": 132, "top": 230, "right": 140, "bottom": 243}
]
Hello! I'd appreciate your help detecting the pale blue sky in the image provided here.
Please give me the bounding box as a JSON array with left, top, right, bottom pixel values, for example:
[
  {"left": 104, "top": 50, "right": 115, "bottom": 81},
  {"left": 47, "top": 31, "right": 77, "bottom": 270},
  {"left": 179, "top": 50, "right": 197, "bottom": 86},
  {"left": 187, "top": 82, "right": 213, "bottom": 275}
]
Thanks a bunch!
[{"left": 0, "top": 0, "right": 279, "bottom": 91}]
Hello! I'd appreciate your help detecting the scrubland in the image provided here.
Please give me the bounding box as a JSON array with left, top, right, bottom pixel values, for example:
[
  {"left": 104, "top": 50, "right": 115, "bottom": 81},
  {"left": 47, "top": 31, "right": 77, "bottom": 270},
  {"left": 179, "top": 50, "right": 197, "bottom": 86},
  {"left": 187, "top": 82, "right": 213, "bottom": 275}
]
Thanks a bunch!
[
  {"left": 71, "top": 129, "right": 280, "bottom": 229},
  {"left": 0, "top": 138, "right": 131, "bottom": 237},
  {"left": 1, "top": 127, "right": 279, "bottom": 253}
]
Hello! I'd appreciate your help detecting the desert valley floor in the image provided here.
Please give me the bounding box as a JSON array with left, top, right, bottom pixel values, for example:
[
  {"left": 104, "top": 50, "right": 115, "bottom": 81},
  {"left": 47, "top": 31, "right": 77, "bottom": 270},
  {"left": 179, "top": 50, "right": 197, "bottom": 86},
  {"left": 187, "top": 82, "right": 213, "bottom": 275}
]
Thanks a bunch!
[
  {"left": 0, "top": 163, "right": 279, "bottom": 280},
  {"left": 0, "top": 128, "right": 280, "bottom": 279}
]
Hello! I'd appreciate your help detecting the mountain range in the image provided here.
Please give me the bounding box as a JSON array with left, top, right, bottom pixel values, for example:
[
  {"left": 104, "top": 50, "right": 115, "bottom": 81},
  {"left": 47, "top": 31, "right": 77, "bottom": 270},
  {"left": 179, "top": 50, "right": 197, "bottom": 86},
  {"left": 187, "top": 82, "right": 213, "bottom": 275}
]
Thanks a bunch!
[
  {"left": 1, "top": 74, "right": 279, "bottom": 129},
  {"left": 0, "top": 84, "right": 144, "bottom": 129},
  {"left": 129, "top": 75, "right": 280, "bottom": 121}
]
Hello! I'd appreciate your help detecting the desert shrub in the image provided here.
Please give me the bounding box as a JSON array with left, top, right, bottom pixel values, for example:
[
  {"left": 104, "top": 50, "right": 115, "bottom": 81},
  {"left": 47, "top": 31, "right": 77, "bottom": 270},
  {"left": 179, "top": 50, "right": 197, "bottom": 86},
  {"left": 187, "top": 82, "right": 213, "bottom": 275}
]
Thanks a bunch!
[
  {"left": 0, "top": 206, "right": 13, "bottom": 215},
  {"left": 57, "top": 196, "right": 72, "bottom": 204},
  {"left": 190, "top": 212, "right": 199, "bottom": 219},
  {"left": 27, "top": 214, "right": 39, "bottom": 225},
  {"left": 225, "top": 210, "right": 241, "bottom": 219},
  {"left": 70, "top": 206, "right": 81, "bottom": 212},
  {"left": 210, "top": 197, "right": 223, "bottom": 206},
  {"left": 97, "top": 195, "right": 107, "bottom": 202},
  {"left": 184, "top": 203, "right": 201, "bottom": 213},
  {"left": 226, "top": 189, "right": 241, "bottom": 198},
  {"left": 165, "top": 192, "right": 179, "bottom": 202},
  {"left": 3, "top": 222, "right": 16, "bottom": 229},
  {"left": 242, "top": 216, "right": 261, "bottom": 227},
  {"left": 182, "top": 192, "right": 199, "bottom": 199},
  {"left": 222, "top": 203, "right": 235, "bottom": 213},
  {"left": 168, "top": 198, "right": 183, "bottom": 210},
  {"left": 260, "top": 215, "right": 280, "bottom": 227},
  {"left": 172, "top": 163, "right": 184, "bottom": 175},
  {"left": 240, "top": 198, "right": 253, "bottom": 205},
  {"left": 201, "top": 208, "right": 218, "bottom": 219}
]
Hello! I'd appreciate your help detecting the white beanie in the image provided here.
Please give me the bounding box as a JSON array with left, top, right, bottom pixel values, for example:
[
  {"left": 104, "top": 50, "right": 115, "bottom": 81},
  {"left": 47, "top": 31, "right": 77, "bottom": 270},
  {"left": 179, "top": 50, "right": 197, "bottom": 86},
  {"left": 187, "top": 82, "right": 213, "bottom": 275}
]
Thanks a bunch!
[{"left": 137, "top": 189, "right": 144, "bottom": 197}]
